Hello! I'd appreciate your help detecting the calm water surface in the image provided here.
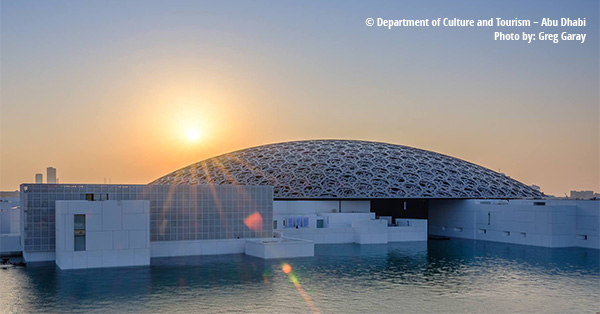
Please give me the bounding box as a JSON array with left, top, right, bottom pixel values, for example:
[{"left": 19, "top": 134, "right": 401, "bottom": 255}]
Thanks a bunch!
[{"left": 1, "top": 239, "right": 598, "bottom": 313}]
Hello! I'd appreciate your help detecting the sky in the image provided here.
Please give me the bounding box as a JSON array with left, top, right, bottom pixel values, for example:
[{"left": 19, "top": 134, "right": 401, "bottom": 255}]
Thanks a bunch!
[{"left": 1, "top": 0, "right": 598, "bottom": 196}]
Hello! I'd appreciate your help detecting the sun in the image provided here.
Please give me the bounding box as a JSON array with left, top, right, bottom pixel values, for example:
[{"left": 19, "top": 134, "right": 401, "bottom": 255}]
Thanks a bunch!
[{"left": 186, "top": 128, "right": 201, "bottom": 141}]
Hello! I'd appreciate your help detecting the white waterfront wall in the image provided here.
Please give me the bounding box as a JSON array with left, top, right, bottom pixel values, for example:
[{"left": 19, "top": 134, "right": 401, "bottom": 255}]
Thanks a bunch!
[
  {"left": 352, "top": 219, "right": 388, "bottom": 244},
  {"left": 276, "top": 228, "right": 356, "bottom": 244},
  {"left": 0, "top": 235, "right": 21, "bottom": 254},
  {"left": 273, "top": 200, "right": 426, "bottom": 244},
  {"left": 274, "top": 200, "right": 370, "bottom": 215},
  {"left": 151, "top": 239, "right": 247, "bottom": 257},
  {"left": 245, "top": 238, "right": 314, "bottom": 259},
  {"left": 0, "top": 197, "right": 20, "bottom": 234},
  {"left": 273, "top": 200, "right": 371, "bottom": 230},
  {"left": 429, "top": 199, "right": 599, "bottom": 249},
  {"left": 55, "top": 200, "right": 150, "bottom": 269},
  {"left": 278, "top": 217, "right": 427, "bottom": 244},
  {"left": 388, "top": 219, "right": 428, "bottom": 242},
  {"left": 0, "top": 197, "right": 21, "bottom": 254}
]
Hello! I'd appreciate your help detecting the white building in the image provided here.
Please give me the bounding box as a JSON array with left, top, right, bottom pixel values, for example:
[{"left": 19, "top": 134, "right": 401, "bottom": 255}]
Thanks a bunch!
[
  {"left": 55, "top": 200, "right": 150, "bottom": 269},
  {"left": 429, "top": 199, "right": 599, "bottom": 249},
  {"left": 8, "top": 140, "right": 599, "bottom": 270},
  {"left": 570, "top": 190, "right": 596, "bottom": 199},
  {"left": 0, "top": 193, "right": 21, "bottom": 255}
]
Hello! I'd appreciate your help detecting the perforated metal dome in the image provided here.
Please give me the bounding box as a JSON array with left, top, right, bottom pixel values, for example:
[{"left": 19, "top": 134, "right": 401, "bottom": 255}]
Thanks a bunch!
[{"left": 150, "top": 140, "right": 542, "bottom": 199}]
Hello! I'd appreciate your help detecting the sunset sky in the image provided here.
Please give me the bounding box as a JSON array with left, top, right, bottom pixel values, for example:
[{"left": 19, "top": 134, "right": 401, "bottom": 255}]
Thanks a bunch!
[{"left": 1, "top": 0, "right": 598, "bottom": 196}]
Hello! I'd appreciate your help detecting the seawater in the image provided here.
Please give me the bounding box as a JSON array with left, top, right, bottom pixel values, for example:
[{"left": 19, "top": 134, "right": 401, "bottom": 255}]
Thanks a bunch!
[{"left": 1, "top": 239, "right": 598, "bottom": 313}]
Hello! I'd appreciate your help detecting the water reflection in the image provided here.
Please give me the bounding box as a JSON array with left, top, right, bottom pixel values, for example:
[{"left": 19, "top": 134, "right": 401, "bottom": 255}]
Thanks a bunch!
[{"left": 1, "top": 239, "right": 598, "bottom": 313}]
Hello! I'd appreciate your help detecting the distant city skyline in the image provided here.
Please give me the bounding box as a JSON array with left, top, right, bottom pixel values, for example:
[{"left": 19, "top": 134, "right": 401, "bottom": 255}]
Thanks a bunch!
[{"left": 1, "top": 0, "right": 598, "bottom": 196}]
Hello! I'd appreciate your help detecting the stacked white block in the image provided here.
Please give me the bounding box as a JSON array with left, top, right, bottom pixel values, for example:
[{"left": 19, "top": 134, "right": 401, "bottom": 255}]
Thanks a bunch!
[
  {"left": 429, "top": 199, "right": 599, "bottom": 249},
  {"left": 55, "top": 200, "right": 150, "bottom": 269},
  {"left": 0, "top": 235, "right": 21, "bottom": 254},
  {"left": 276, "top": 213, "right": 428, "bottom": 245},
  {"left": 245, "top": 237, "right": 314, "bottom": 259},
  {"left": 0, "top": 196, "right": 21, "bottom": 254},
  {"left": 387, "top": 219, "right": 428, "bottom": 242},
  {"left": 352, "top": 219, "right": 388, "bottom": 244},
  {"left": 150, "top": 239, "right": 247, "bottom": 258},
  {"left": 277, "top": 228, "right": 356, "bottom": 244}
]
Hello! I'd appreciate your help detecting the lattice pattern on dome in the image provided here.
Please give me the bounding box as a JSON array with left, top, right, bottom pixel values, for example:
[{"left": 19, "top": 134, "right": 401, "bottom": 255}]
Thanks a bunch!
[{"left": 151, "top": 140, "right": 543, "bottom": 199}]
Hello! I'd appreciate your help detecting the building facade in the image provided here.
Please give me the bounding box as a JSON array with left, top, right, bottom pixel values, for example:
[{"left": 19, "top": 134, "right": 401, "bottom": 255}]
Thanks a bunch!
[
  {"left": 13, "top": 140, "right": 598, "bottom": 266},
  {"left": 21, "top": 184, "right": 273, "bottom": 261}
]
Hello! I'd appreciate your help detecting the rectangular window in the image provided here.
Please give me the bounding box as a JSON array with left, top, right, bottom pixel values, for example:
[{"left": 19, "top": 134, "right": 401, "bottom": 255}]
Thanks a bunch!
[
  {"left": 85, "top": 193, "right": 94, "bottom": 201},
  {"left": 74, "top": 214, "right": 86, "bottom": 251}
]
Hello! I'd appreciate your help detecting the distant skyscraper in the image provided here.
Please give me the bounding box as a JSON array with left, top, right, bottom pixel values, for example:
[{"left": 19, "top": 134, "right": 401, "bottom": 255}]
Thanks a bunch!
[
  {"left": 35, "top": 173, "right": 43, "bottom": 184},
  {"left": 47, "top": 167, "right": 56, "bottom": 184}
]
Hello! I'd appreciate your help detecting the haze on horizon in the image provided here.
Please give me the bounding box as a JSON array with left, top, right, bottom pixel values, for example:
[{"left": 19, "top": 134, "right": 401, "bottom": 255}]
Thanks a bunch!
[{"left": 1, "top": 0, "right": 598, "bottom": 197}]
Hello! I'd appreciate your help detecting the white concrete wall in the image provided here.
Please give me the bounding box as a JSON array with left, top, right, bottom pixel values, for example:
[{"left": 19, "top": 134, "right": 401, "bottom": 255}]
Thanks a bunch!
[
  {"left": 0, "top": 204, "right": 21, "bottom": 254},
  {"left": 0, "top": 210, "right": 10, "bottom": 234},
  {"left": 320, "top": 212, "right": 375, "bottom": 228},
  {"left": 151, "top": 239, "right": 247, "bottom": 257},
  {"left": 273, "top": 200, "right": 370, "bottom": 215},
  {"left": 274, "top": 200, "right": 338, "bottom": 215},
  {"left": 388, "top": 219, "right": 428, "bottom": 242},
  {"left": 0, "top": 234, "right": 21, "bottom": 254},
  {"left": 0, "top": 197, "right": 20, "bottom": 235},
  {"left": 352, "top": 219, "right": 388, "bottom": 244},
  {"left": 55, "top": 200, "right": 150, "bottom": 269},
  {"left": 245, "top": 238, "right": 314, "bottom": 259},
  {"left": 22, "top": 251, "right": 55, "bottom": 262},
  {"left": 429, "top": 199, "right": 599, "bottom": 249},
  {"left": 278, "top": 228, "right": 356, "bottom": 244},
  {"left": 11, "top": 208, "right": 20, "bottom": 234},
  {"left": 277, "top": 215, "right": 428, "bottom": 245},
  {"left": 273, "top": 214, "right": 317, "bottom": 230},
  {"left": 273, "top": 211, "right": 375, "bottom": 230},
  {"left": 575, "top": 200, "right": 599, "bottom": 248},
  {"left": 273, "top": 201, "right": 372, "bottom": 230}
]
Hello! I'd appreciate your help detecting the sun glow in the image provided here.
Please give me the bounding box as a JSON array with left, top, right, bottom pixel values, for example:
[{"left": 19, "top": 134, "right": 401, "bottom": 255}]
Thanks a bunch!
[{"left": 186, "top": 128, "right": 201, "bottom": 141}]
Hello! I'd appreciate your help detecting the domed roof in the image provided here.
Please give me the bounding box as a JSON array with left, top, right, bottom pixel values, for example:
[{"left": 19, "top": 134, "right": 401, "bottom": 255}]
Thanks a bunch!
[{"left": 150, "top": 140, "right": 542, "bottom": 199}]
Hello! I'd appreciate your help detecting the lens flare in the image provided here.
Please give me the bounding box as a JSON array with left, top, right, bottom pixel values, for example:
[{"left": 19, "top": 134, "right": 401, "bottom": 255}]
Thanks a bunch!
[
  {"left": 282, "top": 263, "right": 292, "bottom": 274},
  {"left": 244, "top": 212, "right": 263, "bottom": 231},
  {"left": 262, "top": 269, "right": 271, "bottom": 284},
  {"left": 281, "top": 262, "right": 320, "bottom": 314}
]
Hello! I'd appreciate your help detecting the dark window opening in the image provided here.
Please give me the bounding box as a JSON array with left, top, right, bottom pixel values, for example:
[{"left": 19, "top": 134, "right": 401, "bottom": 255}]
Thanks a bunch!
[{"left": 74, "top": 214, "right": 86, "bottom": 251}]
